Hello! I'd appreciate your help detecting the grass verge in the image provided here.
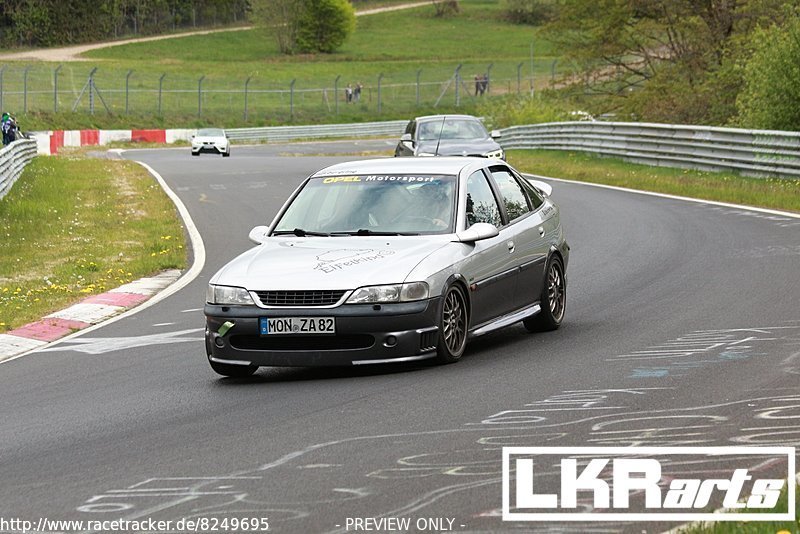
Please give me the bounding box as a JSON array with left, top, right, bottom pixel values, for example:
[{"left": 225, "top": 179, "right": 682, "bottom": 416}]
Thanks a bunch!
[
  {"left": 675, "top": 484, "right": 799, "bottom": 533},
  {"left": 508, "top": 150, "right": 800, "bottom": 214},
  {"left": 0, "top": 154, "right": 187, "bottom": 331}
]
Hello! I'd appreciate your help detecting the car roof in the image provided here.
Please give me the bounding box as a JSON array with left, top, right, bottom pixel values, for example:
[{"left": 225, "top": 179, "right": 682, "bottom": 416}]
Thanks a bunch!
[
  {"left": 414, "top": 114, "right": 481, "bottom": 122},
  {"left": 310, "top": 157, "right": 494, "bottom": 177}
]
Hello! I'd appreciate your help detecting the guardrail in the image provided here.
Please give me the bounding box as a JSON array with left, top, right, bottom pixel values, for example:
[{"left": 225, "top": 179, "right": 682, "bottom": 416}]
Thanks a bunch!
[
  {"left": 0, "top": 139, "right": 38, "bottom": 200},
  {"left": 226, "top": 120, "right": 408, "bottom": 142},
  {"left": 497, "top": 121, "right": 800, "bottom": 179}
]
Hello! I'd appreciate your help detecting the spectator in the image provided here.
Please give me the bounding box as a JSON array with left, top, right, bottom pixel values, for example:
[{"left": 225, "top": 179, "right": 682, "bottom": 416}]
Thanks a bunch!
[
  {"left": 474, "top": 75, "right": 481, "bottom": 96},
  {"left": 345, "top": 83, "right": 353, "bottom": 103},
  {"left": 1, "top": 112, "right": 12, "bottom": 146},
  {"left": 354, "top": 82, "right": 362, "bottom": 103},
  {"left": 482, "top": 73, "right": 489, "bottom": 95}
]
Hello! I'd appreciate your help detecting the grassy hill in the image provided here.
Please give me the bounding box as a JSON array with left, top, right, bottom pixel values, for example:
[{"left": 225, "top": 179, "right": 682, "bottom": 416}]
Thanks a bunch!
[{"left": 4, "top": 0, "right": 564, "bottom": 130}]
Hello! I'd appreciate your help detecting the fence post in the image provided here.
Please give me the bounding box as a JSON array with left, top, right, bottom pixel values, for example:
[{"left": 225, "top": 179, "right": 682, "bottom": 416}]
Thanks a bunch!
[
  {"left": 377, "top": 73, "right": 383, "bottom": 114},
  {"left": 416, "top": 69, "right": 422, "bottom": 107},
  {"left": 244, "top": 76, "right": 252, "bottom": 121},
  {"left": 454, "top": 64, "right": 462, "bottom": 107},
  {"left": 158, "top": 73, "right": 166, "bottom": 115},
  {"left": 517, "top": 62, "right": 523, "bottom": 95},
  {"left": 530, "top": 40, "right": 535, "bottom": 96},
  {"left": 290, "top": 79, "right": 296, "bottom": 120},
  {"left": 53, "top": 65, "right": 63, "bottom": 113},
  {"left": 88, "top": 67, "right": 97, "bottom": 115},
  {"left": 125, "top": 70, "right": 133, "bottom": 114},
  {"left": 486, "top": 63, "right": 493, "bottom": 94},
  {"left": 334, "top": 75, "right": 340, "bottom": 114},
  {"left": 551, "top": 60, "right": 557, "bottom": 86},
  {"left": 23, "top": 66, "right": 31, "bottom": 113},
  {"left": 0, "top": 66, "right": 4, "bottom": 114},
  {"left": 197, "top": 75, "right": 205, "bottom": 116}
]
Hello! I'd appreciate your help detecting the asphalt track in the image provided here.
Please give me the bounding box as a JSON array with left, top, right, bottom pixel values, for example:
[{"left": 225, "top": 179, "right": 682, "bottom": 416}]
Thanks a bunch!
[{"left": 0, "top": 141, "right": 798, "bottom": 533}]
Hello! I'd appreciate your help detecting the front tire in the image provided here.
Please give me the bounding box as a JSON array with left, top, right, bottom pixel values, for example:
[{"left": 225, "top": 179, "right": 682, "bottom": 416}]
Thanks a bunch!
[
  {"left": 209, "top": 358, "right": 258, "bottom": 378},
  {"left": 435, "top": 284, "right": 468, "bottom": 364},
  {"left": 222, "top": 150, "right": 230, "bottom": 157},
  {"left": 524, "top": 255, "right": 566, "bottom": 332}
]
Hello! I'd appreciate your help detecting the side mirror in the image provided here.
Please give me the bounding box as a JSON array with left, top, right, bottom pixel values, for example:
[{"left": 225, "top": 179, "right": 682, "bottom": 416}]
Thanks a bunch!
[
  {"left": 400, "top": 133, "right": 413, "bottom": 145},
  {"left": 527, "top": 179, "right": 552, "bottom": 197},
  {"left": 490, "top": 130, "right": 502, "bottom": 139},
  {"left": 248, "top": 225, "right": 271, "bottom": 245},
  {"left": 456, "top": 222, "right": 499, "bottom": 243}
]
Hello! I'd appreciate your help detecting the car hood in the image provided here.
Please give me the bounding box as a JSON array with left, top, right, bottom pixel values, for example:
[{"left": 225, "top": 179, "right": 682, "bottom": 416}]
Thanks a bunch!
[
  {"left": 212, "top": 236, "right": 451, "bottom": 291},
  {"left": 416, "top": 138, "right": 500, "bottom": 156},
  {"left": 193, "top": 136, "right": 226, "bottom": 143}
]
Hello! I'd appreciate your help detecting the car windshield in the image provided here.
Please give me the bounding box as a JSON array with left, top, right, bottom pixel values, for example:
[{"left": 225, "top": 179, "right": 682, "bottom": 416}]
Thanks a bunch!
[
  {"left": 273, "top": 174, "right": 457, "bottom": 235},
  {"left": 198, "top": 128, "right": 224, "bottom": 137},
  {"left": 418, "top": 119, "right": 488, "bottom": 141}
]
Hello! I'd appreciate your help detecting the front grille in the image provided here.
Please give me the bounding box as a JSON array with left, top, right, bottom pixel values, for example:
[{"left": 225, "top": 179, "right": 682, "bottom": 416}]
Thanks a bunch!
[
  {"left": 230, "top": 334, "right": 374, "bottom": 351},
  {"left": 254, "top": 290, "right": 347, "bottom": 307}
]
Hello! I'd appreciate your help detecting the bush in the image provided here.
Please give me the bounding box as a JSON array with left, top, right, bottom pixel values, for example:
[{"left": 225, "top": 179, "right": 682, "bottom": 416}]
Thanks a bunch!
[
  {"left": 736, "top": 16, "right": 800, "bottom": 131},
  {"left": 502, "top": 0, "right": 557, "bottom": 25},
  {"left": 296, "top": 0, "right": 356, "bottom": 53},
  {"left": 432, "top": 0, "right": 460, "bottom": 17},
  {"left": 477, "top": 94, "right": 569, "bottom": 129}
]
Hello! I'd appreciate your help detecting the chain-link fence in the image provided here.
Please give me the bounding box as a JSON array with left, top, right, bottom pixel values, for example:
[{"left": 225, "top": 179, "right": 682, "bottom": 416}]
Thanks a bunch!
[{"left": 0, "top": 60, "right": 564, "bottom": 122}]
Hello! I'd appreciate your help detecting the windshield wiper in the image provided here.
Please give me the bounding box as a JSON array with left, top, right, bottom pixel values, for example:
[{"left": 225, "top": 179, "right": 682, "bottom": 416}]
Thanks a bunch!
[
  {"left": 331, "top": 229, "right": 420, "bottom": 236},
  {"left": 273, "top": 228, "right": 331, "bottom": 237}
]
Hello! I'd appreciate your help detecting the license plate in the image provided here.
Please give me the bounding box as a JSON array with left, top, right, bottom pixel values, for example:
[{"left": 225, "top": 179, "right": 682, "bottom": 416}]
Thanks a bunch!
[{"left": 260, "top": 317, "right": 335, "bottom": 335}]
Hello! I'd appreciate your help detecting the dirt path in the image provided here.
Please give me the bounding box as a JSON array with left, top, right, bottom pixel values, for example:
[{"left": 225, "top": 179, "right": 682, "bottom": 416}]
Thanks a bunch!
[{"left": 0, "top": 2, "right": 429, "bottom": 63}]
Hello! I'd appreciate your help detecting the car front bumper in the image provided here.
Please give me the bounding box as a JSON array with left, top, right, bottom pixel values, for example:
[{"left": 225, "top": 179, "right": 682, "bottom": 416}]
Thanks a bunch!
[
  {"left": 192, "top": 143, "right": 228, "bottom": 154},
  {"left": 204, "top": 298, "right": 442, "bottom": 367}
]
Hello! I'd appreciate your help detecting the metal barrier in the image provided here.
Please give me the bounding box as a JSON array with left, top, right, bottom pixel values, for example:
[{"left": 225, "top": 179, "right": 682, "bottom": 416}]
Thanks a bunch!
[
  {"left": 0, "top": 139, "right": 38, "bottom": 200},
  {"left": 226, "top": 120, "right": 408, "bottom": 142},
  {"left": 498, "top": 121, "right": 800, "bottom": 178}
]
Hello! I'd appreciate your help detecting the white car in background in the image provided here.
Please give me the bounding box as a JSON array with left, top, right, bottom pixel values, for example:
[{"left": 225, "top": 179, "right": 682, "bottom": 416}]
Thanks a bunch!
[{"left": 191, "top": 128, "right": 231, "bottom": 157}]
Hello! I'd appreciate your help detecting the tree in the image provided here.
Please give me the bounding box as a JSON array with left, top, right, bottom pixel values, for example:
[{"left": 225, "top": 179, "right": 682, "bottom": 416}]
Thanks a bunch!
[
  {"left": 296, "top": 0, "right": 355, "bottom": 53},
  {"left": 251, "top": 0, "right": 306, "bottom": 54},
  {"left": 735, "top": 15, "right": 800, "bottom": 130},
  {"left": 544, "top": 0, "right": 788, "bottom": 124}
]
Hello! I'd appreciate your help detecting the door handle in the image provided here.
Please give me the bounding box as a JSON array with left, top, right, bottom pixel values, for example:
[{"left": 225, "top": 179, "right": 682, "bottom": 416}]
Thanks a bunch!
[
  {"left": 538, "top": 226, "right": 545, "bottom": 237},
  {"left": 507, "top": 241, "right": 515, "bottom": 253}
]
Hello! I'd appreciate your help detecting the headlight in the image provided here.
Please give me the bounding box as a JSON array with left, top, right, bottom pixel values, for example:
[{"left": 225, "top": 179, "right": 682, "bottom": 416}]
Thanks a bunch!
[
  {"left": 484, "top": 148, "right": 505, "bottom": 159},
  {"left": 206, "top": 284, "right": 254, "bottom": 306},
  {"left": 346, "top": 282, "right": 429, "bottom": 304}
]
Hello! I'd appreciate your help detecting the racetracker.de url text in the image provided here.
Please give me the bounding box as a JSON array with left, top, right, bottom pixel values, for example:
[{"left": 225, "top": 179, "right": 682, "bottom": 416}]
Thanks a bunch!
[{"left": 0, "top": 517, "right": 269, "bottom": 533}]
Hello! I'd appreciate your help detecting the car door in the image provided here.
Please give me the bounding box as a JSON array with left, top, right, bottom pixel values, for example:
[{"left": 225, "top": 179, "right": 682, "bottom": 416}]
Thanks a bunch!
[
  {"left": 460, "top": 169, "right": 520, "bottom": 326},
  {"left": 487, "top": 165, "right": 550, "bottom": 311}
]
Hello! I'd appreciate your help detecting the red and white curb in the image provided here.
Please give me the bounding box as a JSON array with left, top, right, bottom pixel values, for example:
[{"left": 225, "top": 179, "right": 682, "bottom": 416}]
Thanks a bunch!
[
  {"left": 0, "top": 157, "right": 206, "bottom": 364},
  {"left": 0, "top": 270, "right": 182, "bottom": 361}
]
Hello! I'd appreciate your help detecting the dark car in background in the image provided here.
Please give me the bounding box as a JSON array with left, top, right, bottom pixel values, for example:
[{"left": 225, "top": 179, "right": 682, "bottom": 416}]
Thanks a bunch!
[{"left": 394, "top": 114, "right": 505, "bottom": 160}]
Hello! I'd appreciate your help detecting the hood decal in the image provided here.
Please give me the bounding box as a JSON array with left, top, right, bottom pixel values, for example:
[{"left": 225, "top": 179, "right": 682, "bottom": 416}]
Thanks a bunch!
[{"left": 313, "top": 248, "right": 395, "bottom": 274}]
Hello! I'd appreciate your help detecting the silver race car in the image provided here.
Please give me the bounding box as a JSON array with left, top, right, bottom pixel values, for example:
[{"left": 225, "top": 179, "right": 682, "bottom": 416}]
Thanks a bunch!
[{"left": 205, "top": 157, "right": 569, "bottom": 377}]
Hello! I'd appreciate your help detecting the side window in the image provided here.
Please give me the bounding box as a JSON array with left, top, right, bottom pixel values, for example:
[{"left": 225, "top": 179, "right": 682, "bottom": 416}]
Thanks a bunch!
[
  {"left": 465, "top": 171, "right": 502, "bottom": 228},
  {"left": 405, "top": 120, "right": 414, "bottom": 135},
  {"left": 517, "top": 172, "right": 544, "bottom": 209},
  {"left": 491, "top": 168, "right": 531, "bottom": 221}
]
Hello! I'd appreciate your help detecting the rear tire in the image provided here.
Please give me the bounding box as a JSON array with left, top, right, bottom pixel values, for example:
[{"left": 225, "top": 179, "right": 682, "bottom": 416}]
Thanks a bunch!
[
  {"left": 209, "top": 358, "right": 257, "bottom": 378},
  {"left": 523, "top": 255, "right": 566, "bottom": 332},
  {"left": 435, "top": 284, "right": 468, "bottom": 364}
]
